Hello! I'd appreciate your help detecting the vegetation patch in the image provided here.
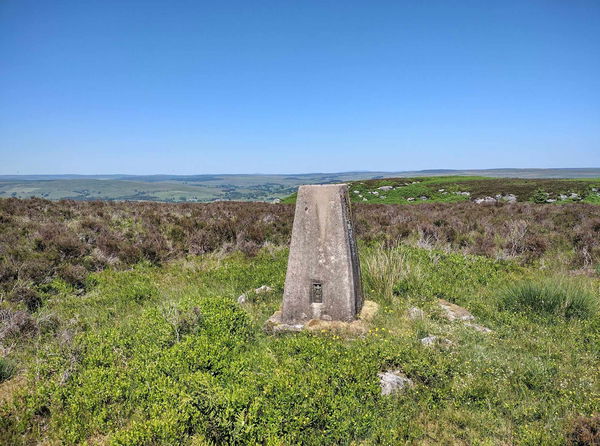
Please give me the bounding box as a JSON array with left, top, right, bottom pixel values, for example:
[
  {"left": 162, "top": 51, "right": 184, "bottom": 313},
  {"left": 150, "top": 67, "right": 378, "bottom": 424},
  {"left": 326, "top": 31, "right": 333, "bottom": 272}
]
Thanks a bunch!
[
  {"left": 1, "top": 244, "right": 598, "bottom": 444},
  {"left": 0, "top": 358, "right": 16, "bottom": 384},
  {"left": 1, "top": 197, "right": 599, "bottom": 444},
  {"left": 499, "top": 277, "right": 599, "bottom": 320}
]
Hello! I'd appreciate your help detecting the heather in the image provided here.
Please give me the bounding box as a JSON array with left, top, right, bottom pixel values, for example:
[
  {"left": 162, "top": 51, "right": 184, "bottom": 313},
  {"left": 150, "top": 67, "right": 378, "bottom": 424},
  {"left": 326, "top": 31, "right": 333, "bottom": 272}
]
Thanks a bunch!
[{"left": 0, "top": 197, "right": 599, "bottom": 445}]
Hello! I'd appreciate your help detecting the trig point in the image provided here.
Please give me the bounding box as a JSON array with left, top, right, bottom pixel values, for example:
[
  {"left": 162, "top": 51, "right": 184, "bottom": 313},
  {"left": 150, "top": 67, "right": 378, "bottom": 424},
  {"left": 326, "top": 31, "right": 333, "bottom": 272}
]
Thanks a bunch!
[{"left": 281, "top": 184, "right": 363, "bottom": 324}]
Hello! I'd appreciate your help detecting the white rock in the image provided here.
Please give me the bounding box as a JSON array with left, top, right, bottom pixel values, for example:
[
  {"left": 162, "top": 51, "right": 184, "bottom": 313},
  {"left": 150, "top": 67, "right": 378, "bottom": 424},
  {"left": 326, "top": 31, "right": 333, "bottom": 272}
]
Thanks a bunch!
[
  {"left": 420, "top": 335, "right": 453, "bottom": 347},
  {"left": 237, "top": 294, "right": 247, "bottom": 304},
  {"left": 438, "top": 299, "right": 475, "bottom": 321},
  {"left": 420, "top": 335, "right": 438, "bottom": 346},
  {"left": 464, "top": 322, "right": 493, "bottom": 333},
  {"left": 474, "top": 196, "right": 496, "bottom": 204},
  {"left": 378, "top": 186, "right": 394, "bottom": 191},
  {"left": 407, "top": 307, "right": 424, "bottom": 320},
  {"left": 378, "top": 370, "right": 414, "bottom": 396},
  {"left": 255, "top": 285, "right": 273, "bottom": 294}
]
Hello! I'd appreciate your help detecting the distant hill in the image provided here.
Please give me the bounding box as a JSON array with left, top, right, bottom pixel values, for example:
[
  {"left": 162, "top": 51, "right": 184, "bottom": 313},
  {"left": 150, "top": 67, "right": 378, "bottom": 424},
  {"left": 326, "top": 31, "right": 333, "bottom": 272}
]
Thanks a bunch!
[{"left": 1, "top": 168, "right": 599, "bottom": 202}]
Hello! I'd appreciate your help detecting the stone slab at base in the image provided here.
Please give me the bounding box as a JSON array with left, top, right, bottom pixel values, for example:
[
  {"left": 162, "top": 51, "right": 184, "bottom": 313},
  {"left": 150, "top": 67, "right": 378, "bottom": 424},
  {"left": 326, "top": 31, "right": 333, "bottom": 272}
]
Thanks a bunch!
[{"left": 265, "top": 300, "right": 379, "bottom": 335}]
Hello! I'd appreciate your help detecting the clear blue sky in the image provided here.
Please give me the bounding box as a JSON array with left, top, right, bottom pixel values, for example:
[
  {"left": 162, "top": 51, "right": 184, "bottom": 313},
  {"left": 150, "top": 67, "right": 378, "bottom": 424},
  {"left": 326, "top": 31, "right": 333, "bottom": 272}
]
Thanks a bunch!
[{"left": 1, "top": 0, "right": 599, "bottom": 174}]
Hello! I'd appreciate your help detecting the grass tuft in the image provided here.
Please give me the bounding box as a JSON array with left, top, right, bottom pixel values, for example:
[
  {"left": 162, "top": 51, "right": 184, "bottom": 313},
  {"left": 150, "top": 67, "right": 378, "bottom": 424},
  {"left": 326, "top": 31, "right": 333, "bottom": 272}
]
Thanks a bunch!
[
  {"left": 361, "top": 244, "right": 421, "bottom": 302},
  {"left": 0, "top": 358, "right": 16, "bottom": 383},
  {"left": 499, "top": 277, "right": 599, "bottom": 320}
]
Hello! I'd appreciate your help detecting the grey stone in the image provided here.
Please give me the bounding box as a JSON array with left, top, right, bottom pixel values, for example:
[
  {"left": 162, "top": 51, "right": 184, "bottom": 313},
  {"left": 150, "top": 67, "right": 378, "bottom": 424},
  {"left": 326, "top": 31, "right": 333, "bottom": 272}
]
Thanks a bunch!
[
  {"left": 464, "top": 322, "right": 493, "bottom": 333},
  {"left": 281, "top": 184, "right": 363, "bottom": 324},
  {"left": 495, "top": 194, "right": 517, "bottom": 203},
  {"left": 438, "top": 299, "right": 475, "bottom": 321},
  {"left": 407, "top": 307, "right": 424, "bottom": 320},
  {"left": 272, "top": 198, "right": 281, "bottom": 204},
  {"left": 378, "top": 186, "right": 394, "bottom": 191},
  {"left": 474, "top": 196, "right": 496, "bottom": 204},
  {"left": 265, "top": 311, "right": 304, "bottom": 333},
  {"left": 420, "top": 335, "right": 453, "bottom": 347},
  {"left": 378, "top": 370, "right": 414, "bottom": 396},
  {"left": 420, "top": 335, "right": 438, "bottom": 346},
  {"left": 237, "top": 294, "right": 247, "bottom": 304},
  {"left": 255, "top": 285, "right": 273, "bottom": 294}
]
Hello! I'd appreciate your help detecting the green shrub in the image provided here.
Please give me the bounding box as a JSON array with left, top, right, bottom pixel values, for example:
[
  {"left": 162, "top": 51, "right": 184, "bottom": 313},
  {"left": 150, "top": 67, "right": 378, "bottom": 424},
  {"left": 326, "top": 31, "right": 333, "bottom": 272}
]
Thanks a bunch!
[
  {"left": 0, "top": 358, "right": 16, "bottom": 383},
  {"left": 531, "top": 189, "right": 549, "bottom": 204},
  {"left": 500, "top": 277, "right": 599, "bottom": 320}
]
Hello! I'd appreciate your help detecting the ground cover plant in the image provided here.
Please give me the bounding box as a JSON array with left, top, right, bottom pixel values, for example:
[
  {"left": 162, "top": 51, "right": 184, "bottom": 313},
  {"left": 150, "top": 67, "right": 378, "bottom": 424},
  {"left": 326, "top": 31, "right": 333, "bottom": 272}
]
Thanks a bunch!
[
  {"left": 1, "top": 194, "right": 599, "bottom": 444},
  {"left": 0, "top": 245, "right": 598, "bottom": 444},
  {"left": 283, "top": 176, "right": 600, "bottom": 205}
]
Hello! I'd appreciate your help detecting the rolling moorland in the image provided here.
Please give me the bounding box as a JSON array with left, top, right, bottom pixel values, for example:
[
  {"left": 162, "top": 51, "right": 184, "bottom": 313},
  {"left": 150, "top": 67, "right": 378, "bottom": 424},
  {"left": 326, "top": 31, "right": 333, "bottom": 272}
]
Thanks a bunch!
[
  {"left": 2, "top": 168, "right": 600, "bottom": 202},
  {"left": 0, "top": 178, "right": 599, "bottom": 444}
]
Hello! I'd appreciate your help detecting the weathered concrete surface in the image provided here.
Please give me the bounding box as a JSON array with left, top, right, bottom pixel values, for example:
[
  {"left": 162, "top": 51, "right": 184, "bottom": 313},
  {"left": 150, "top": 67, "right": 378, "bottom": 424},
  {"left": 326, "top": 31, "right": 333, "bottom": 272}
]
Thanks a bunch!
[
  {"left": 281, "top": 184, "right": 363, "bottom": 323},
  {"left": 265, "top": 300, "right": 378, "bottom": 336}
]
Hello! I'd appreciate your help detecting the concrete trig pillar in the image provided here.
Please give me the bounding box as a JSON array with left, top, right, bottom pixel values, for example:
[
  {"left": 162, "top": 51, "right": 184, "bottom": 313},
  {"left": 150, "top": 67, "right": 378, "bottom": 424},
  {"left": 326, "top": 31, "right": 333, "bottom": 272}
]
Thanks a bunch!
[{"left": 282, "top": 184, "right": 363, "bottom": 323}]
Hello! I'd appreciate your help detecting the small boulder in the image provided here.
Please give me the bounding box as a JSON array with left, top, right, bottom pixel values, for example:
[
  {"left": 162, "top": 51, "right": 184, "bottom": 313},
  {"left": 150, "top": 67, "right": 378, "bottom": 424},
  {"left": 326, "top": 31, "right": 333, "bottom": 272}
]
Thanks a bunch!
[
  {"left": 255, "top": 285, "right": 273, "bottom": 294},
  {"left": 474, "top": 196, "right": 496, "bottom": 204},
  {"left": 378, "top": 186, "right": 394, "bottom": 191},
  {"left": 496, "top": 194, "right": 517, "bottom": 203},
  {"left": 420, "top": 335, "right": 453, "bottom": 347},
  {"left": 464, "top": 322, "right": 492, "bottom": 333},
  {"left": 237, "top": 294, "right": 247, "bottom": 304},
  {"left": 438, "top": 299, "right": 475, "bottom": 321},
  {"left": 378, "top": 370, "right": 414, "bottom": 396},
  {"left": 407, "top": 307, "right": 424, "bottom": 320},
  {"left": 420, "top": 335, "right": 437, "bottom": 346}
]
